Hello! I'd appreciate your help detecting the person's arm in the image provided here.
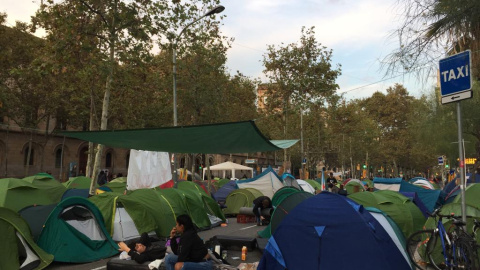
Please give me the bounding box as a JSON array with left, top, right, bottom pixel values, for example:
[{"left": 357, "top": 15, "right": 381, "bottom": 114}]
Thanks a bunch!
[
  {"left": 170, "top": 236, "right": 179, "bottom": 254},
  {"left": 169, "top": 226, "right": 179, "bottom": 254},
  {"left": 128, "top": 249, "right": 152, "bottom": 264}
]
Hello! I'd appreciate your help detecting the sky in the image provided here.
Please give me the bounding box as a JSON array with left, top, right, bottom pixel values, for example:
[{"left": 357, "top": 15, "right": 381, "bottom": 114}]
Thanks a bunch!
[{"left": 2, "top": 0, "right": 437, "bottom": 100}]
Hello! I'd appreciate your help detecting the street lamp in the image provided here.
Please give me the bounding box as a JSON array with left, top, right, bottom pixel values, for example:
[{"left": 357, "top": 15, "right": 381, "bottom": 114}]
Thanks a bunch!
[
  {"left": 172, "top": 5, "right": 225, "bottom": 127},
  {"left": 172, "top": 5, "right": 225, "bottom": 182}
]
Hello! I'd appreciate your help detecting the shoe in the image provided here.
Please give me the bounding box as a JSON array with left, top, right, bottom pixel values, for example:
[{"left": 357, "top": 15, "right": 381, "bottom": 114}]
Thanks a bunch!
[{"left": 257, "top": 222, "right": 261, "bottom": 226}]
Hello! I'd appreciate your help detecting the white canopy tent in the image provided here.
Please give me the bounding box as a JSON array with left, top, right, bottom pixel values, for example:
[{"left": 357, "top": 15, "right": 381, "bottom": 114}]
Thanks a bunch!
[{"left": 203, "top": 161, "right": 253, "bottom": 180}]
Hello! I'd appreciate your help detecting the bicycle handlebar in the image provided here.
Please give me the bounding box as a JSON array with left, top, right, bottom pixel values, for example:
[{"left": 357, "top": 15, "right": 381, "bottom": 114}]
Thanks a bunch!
[{"left": 429, "top": 209, "right": 477, "bottom": 221}]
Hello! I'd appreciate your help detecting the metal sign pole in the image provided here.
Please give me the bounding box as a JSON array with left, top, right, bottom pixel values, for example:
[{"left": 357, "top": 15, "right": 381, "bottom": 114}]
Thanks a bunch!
[{"left": 456, "top": 102, "right": 467, "bottom": 223}]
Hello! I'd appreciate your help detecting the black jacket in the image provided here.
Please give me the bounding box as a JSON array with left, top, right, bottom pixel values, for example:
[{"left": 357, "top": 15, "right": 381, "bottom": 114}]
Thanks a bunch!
[
  {"left": 253, "top": 196, "right": 272, "bottom": 216},
  {"left": 171, "top": 229, "right": 208, "bottom": 262}
]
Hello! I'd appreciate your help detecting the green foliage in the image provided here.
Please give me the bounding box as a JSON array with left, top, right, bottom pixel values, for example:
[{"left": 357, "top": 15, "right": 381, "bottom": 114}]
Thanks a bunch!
[
  {"left": 385, "top": 0, "right": 480, "bottom": 79},
  {"left": 262, "top": 26, "right": 341, "bottom": 111}
]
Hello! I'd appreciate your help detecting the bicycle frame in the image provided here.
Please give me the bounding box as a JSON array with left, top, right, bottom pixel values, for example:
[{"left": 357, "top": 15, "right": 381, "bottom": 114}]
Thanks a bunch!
[{"left": 436, "top": 219, "right": 454, "bottom": 268}]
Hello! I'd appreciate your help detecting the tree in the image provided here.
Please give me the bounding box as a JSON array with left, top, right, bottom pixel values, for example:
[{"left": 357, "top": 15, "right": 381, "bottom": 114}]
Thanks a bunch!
[
  {"left": 261, "top": 26, "right": 341, "bottom": 172},
  {"left": 384, "top": 0, "right": 480, "bottom": 79}
]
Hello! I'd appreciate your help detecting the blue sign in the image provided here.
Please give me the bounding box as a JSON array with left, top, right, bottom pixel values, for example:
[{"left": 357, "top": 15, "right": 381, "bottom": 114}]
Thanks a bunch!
[
  {"left": 439, "top": 50, "right": 472, "bottom": 97},
  {"left": 438, "top": 156, "right": 444, "bottom": 165}
]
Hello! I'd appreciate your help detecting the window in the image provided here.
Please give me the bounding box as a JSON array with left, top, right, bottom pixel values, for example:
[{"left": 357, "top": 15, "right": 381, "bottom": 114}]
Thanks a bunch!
[
  {"left": 106, "top": 152, "right": 112, "bottom": 168},
  {"left": 55, "top": 148, "right": 63, "bottom": 168},
  {"left": 24, "top": 147, "right": 34, "bottom": 166}
]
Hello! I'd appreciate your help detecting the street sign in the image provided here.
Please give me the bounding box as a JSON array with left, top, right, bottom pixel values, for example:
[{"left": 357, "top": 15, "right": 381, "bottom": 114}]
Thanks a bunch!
[
  {"left": 438, "top": 156, "right": 444, "bottom": 165},
  {"left": 440, "top": 50, "right": 472, "bottom": 104},
  {"left": 245, "top": 159, "right": 257, "bottom": 164}
]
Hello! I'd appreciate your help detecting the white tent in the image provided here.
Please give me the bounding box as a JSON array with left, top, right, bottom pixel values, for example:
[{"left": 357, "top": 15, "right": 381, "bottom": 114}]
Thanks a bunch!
[
  {"left": 203, "top": 161, "right": 253, "bottom": 180},
  {"left": 297, "top": 180, "right": 315, "bottom": 194},
  {"left": 236, "top": 167, "right": 284, "bottom": 198}
]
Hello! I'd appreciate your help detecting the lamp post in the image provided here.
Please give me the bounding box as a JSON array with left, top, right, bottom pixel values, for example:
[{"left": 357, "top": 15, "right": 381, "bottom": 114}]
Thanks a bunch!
[{"left": 172, "top": 5, "right": 225, "bottom": 182}]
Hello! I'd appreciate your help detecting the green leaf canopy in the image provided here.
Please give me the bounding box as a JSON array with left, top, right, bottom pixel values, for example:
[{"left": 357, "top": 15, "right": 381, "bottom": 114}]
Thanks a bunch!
[{"left": 60, "top": 121, "right": 297, "bottom": 154}]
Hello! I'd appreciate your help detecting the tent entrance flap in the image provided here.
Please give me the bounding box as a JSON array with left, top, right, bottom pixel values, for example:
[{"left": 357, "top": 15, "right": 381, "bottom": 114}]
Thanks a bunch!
[{"left": 60, "top": 121, "right": 298, "bottom": 154}]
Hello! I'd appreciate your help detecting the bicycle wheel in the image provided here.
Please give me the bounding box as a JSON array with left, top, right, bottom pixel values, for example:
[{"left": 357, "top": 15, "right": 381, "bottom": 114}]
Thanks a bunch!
[
  {"left": 453, "top": 236, "right": 478, "bottom": 269},
  {"left": 407, "top": 229, "right": 434, "bottom": 270},
  {"left": 427, "top": 230, "right": 449, "bottom": 270}
]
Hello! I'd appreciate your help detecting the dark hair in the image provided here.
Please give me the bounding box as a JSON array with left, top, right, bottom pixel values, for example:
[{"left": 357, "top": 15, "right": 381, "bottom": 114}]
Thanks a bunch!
[
  {"left": 138, "top": 232, "right": 151, "bottom": 247},
  {"left": 177, "top": 214, "right": 194, "bottom": 231}
]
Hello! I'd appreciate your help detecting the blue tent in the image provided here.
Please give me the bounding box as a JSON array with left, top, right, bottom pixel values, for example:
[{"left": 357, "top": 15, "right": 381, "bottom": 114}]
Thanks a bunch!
[
  {"left": 61, "top": 188, "right": 90, "bottom": 200},
  {"left": 443, "top": 179, "right": 457, "bottom": 194},
  {"left": 399, "top": 181, "right": 441, "bottom": 213},
  {"left": 212, "top": 180, "right": 238, "bottom": 202},
  {"left": 258, "top": 192, "right": 411, "bottom": 270},
  {"left": 400, "top": 192, "right": 430, "bottom": 218}
]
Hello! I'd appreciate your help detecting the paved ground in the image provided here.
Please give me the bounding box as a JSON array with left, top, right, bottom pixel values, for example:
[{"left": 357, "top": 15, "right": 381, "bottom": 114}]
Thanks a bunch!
[{"left": 47, "top": 217, "right": 266, "bottom": 269}]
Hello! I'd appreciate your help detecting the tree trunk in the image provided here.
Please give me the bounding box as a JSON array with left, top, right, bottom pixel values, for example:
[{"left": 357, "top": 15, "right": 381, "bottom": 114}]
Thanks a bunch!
[
  {"left": 25, "top": 132, "right": 33, "bottom": 177},
  {"left": 89, "top": 9, "right": 116, "bottom": 195}
]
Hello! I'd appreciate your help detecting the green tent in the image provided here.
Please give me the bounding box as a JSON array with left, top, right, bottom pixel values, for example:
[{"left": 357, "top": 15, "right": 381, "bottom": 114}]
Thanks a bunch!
[
  {"left": 0, "top": 177, "right": 66, "bottom": 212},
  {"left": 419, "top": 203, "right": 480, "bottom": 264},
  {"left": 174, "top": 188, "right": 226, "bottom": 229},
  {"left": 345, "top": 179, "right": 366, "bottom": 195},
  {"left": 89, "top": 192, "right": 158, "bottom": 238},
  {"left": 348, "top": 190, "right": 426, "bottom": 238},
  {"left": 272, "top": 186, "right": 301, "bottom": 207},
  {"left": 0, "top": 207, "right": 53, "bottom": 270},
  {"left": 103, "top": 181, "right": 127, "bottom": 194},
  {"left": 90, "top": 190, "right": 167, "bottom": 237},
  {"left": 215, "top": 179, "right": 231, "bottom": 190},
  {"left": 37, "top": 197, "right": 119, "bottom": 263},
  {"left": 110, "top": 177, "right": 127, "bottom": 183},
  {"left": 258, "top": 191, "right": 313, "bottom": 239},
  {"left": 453, "top": 183, "right": 480, "bottom": 206},
  {"left": 63, "top": 176, "right": 92, "bottom": 189},
  {"left": 223, "top": 188, "right": 263, "bottom": 216},
  {"left": 306, "top": 179, "right": 322, "bottom": 191},
  {"left": 22, "top": 174, "right": 66, "bottom": 202},
  {"left": 177, "top": 180, "right": 209, "bottom": 195}
]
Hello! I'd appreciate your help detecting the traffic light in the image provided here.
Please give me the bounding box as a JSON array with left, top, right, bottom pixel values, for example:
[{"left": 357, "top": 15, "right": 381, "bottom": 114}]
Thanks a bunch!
[
  {"left": 198, "top": 165, "right": 203, "bottom": 170},
  {"left": 445, "top": 164, "right": 449, "bottom": 169},
  {"left": 362, "top": 164, "right": 367, "bottom": 169}
]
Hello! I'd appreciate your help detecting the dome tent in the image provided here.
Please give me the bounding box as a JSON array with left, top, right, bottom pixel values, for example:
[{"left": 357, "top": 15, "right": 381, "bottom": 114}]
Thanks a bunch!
[
  {"left": 258, "top": 192, "right": 411, "bottom": 270},
  {"left": 0, "top": 207, "right": 53, "bottom": 270},
  {"left": 223, "top": 188, "right": 263, "bottom": 216}
]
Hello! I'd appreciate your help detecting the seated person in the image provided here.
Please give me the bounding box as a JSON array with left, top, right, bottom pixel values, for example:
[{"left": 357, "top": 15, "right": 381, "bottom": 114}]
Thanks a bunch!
[
  {"left": 253, "top": 196, "right": 272, "bottom": 226},
  {"left": 118, "top": 232, "right": 163, "bottom": 264},
  {"left": 164, "top": 214, "right": 212, "bottom": 270}
]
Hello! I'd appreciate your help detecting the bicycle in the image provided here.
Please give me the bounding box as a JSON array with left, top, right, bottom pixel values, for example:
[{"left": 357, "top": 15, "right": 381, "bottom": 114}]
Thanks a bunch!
[{"left": 407, "top": 207, "right": 480, "bottom": 270}]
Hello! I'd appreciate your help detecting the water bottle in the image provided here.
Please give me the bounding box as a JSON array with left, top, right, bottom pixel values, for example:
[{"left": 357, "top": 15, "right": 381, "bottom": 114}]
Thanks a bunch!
[
  {"left": 222, "top": 250, "right": 228, "bottom": 260},
  {"left": 241, "top": 246, "right": 247, "bottom": 261}
]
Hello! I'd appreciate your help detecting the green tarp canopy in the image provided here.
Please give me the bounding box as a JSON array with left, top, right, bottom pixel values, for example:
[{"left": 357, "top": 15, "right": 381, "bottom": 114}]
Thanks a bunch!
[{"left": 59, "top": 121, "right": 298, "bottom": 153}]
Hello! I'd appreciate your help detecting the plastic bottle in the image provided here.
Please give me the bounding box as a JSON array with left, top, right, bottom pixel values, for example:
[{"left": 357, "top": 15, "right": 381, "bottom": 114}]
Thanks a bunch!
[{"left": 241, "top": 246, "right": 247, "bottom": 261}]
